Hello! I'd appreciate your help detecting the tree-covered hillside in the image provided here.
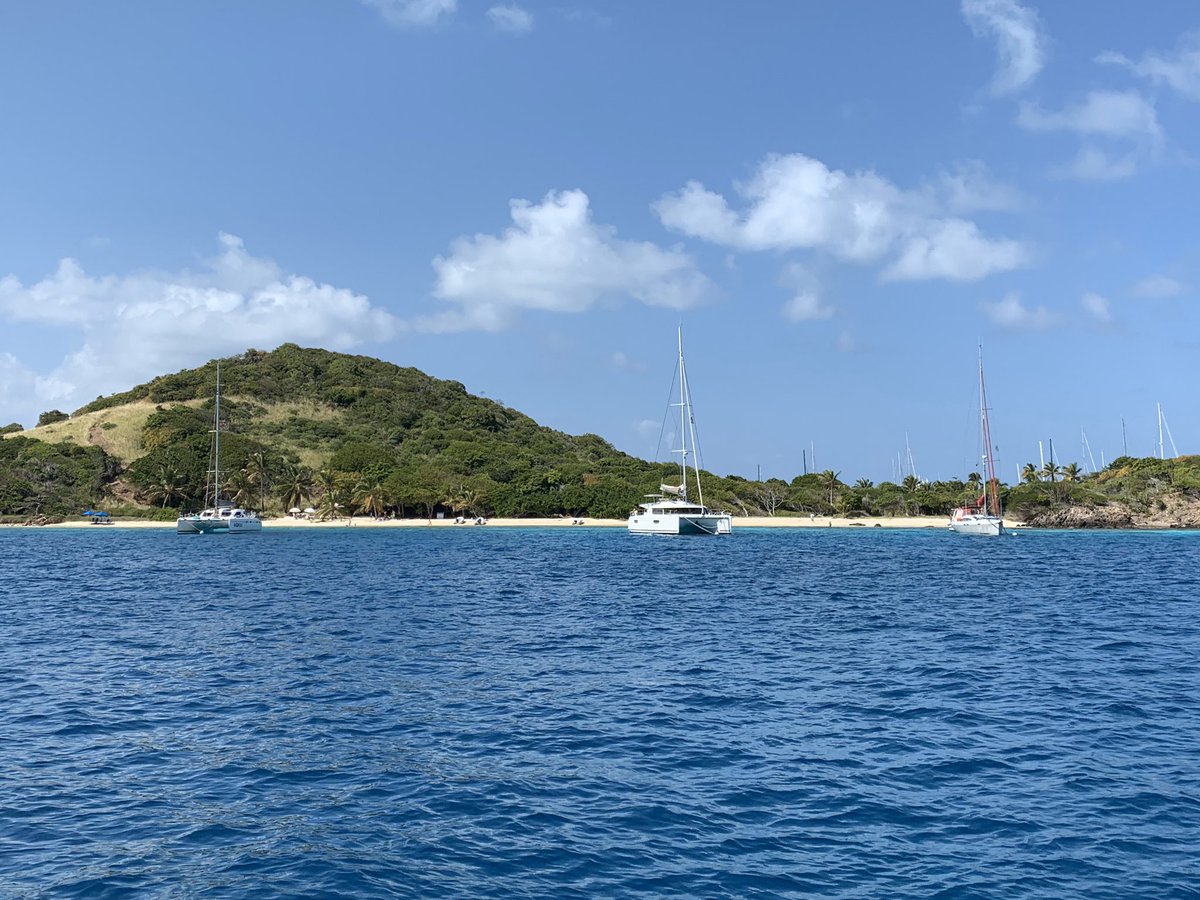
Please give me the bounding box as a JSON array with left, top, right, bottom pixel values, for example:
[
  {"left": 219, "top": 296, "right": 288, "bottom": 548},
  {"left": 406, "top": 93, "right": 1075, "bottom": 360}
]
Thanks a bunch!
[
  {"left": 3, "top": 344, "right": 1199, "bottom": 525},
  {"left": 3, "top": 345, "right": 701, "bottom": 519}
]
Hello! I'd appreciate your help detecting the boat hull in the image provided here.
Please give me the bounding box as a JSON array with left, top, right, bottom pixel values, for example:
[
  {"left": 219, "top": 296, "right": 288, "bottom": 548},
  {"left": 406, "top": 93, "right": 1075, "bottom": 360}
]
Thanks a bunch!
[
  {"left": 176, "top": 515, "right": 263, "bottom": 535},
  {"left": 627, "top": 513, "right": 733, "bottom": 536},
  {"left": 948, "top": 515, "right": 1005, "bottom": 536}
]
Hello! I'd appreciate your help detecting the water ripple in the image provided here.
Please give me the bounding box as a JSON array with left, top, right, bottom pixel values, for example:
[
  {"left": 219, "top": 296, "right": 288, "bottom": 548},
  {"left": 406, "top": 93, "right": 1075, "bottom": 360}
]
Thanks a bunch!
[{"left": 1, "top": 527, "right": 1198, "bottom": 897}]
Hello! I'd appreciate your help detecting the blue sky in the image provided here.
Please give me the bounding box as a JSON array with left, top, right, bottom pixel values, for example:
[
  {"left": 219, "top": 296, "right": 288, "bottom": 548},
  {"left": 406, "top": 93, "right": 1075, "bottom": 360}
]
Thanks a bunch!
[{"left": 1, "top": 0, "right": 1197, "bottom": 482}]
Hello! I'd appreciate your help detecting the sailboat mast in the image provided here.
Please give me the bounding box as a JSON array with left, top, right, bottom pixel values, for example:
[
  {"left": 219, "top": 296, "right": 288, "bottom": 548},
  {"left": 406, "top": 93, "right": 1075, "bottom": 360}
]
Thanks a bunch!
[
  {"left": 213, "top": 361, "right": 222, "bottom": 505},
  {"left": 978, "top": 347, "right": 1000, "bottom": 516},
  {"left": 1158, "top": 402, "right": 1165, "bottom": 460},
  {"left": 677, "top": 328, "right": 689, "bottom": 501},
  {"left": 676, "top": 327, "right": 708, "bottom": 508}
]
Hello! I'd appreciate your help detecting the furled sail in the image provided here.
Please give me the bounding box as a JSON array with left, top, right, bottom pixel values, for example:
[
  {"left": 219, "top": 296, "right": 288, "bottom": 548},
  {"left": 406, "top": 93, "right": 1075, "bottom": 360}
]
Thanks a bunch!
[{"left": 660, "top": 483, "right": 685, "bottom": 496}]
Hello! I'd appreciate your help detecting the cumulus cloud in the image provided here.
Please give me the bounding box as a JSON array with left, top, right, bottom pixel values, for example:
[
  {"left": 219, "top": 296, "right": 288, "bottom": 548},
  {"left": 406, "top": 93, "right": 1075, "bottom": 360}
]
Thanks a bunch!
[
  {"left": 778, "top": 263, "right": 833, "bottom": 322},
  {"left": 1131, "top": 274, "right": 1186, "bottom": 298},
  {"left": 1018, "top": 90, "right": 1162, "bottom": 179},
  {"left": 884, "top": 219, "right": 1029, "bottom": 282},
  {"left": 0, "top": 353, "right": 74, "bottom": 424},
  {"left": 981, "top": 291, "right": 1056, "bottom": 330},
  {"left": 1098, "top": 31, "right": 1200, "bottom": 100},
  {"left": 361, "top": 0, "right": 456, "bottom": 28},
  {"left": 487, "top": 4, "right": 533, "bottom": 33},
  {"left": 1017, "top": 90, "right": 1162, "bottom": 142},
  {"left": 0, "top": 234, "right": 399, "bottom": 424},
  {"left": 1055, "top": 147, "right": 1138, "bottom": 181},
  {"left": 936, "top": 160, "right": 1025, "bottom": 213},
  {"left": 426, "top": 189, "right": 713, "bottom": 332},
  {"left": 961, "top": 0, "right": 1046, "bottom": 95},
  {"left": 1081, "top": 292, "right": 1112, "bottom": 323},
  {"left": 656, "top": 153, "right": 1029, "bottom": 282},
  {"left": 781, "top": 291, "right": 834, "bottom": 322}
]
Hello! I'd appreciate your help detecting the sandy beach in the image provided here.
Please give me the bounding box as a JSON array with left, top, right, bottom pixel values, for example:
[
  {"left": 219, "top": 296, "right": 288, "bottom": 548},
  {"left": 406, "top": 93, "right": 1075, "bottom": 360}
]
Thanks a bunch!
[{"left": 24, "top": 514, "right": 1012, "bottom": 530}]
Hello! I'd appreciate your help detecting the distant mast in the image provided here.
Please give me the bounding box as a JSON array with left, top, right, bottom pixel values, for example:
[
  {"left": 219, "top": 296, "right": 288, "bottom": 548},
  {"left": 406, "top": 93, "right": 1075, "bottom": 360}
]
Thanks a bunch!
[
  {"left": 210, "top": 361, "right": 222, "bottom": 508},
  {"left": 673, "top": 326, "right": 706, "bottom": 508},
  {"left": 978, "top": 347, "right": 1000, "bottom": 517}
]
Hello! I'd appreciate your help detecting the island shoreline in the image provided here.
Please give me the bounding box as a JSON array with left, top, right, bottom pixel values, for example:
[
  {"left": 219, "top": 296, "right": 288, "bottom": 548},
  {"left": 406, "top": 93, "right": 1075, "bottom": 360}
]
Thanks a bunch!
[{"left": 21, "top": 514, "right": 1014, "bottom": 530}]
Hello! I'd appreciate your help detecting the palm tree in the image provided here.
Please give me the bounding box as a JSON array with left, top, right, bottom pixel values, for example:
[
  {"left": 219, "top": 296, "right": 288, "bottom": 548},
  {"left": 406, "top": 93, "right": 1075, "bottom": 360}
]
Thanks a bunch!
[
  {"left": 224, "top": 470, "right": 254, "bottom": 508},
  {"left": 966, "top": 472, "right": 983, "bottom": 493},
  {"left": 901, "top": 473, "right": 922, "bottom": 514},
  {"left": 242, "top": 451, "right": 272, "bottom": 513},
  {"left": 146, "top": 464, "right": 187, "bottom": 508},
  {"left": 449, "top": 482, "right": 478, "bottom": 518},
  {"left": 1061, "top": 462, "right": 1081, "bottom": 483},
  {"left": 354, "top": 473, "right": 386, "bottom": 519},
  {"left": 1022, "top": 463, "right": 1040, "bottom": 484},
  {"left": 279, "top": 464, "right": 314, "bottom": 512},
  {"left": 854, "top": 478, "right": 874, "bottom": 489},
  {"left": 1042, "top": 460, "right": 1060, "bottom": 483},
  {"left": 820, "top": 470, "right": 841, "bottom": 510},
  {"left": 315, "top": 467, "right": 343, "bottom": 520}
]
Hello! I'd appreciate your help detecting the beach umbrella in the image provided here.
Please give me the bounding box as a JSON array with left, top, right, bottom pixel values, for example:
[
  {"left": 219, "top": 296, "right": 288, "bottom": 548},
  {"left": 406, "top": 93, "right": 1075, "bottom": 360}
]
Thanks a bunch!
[
  {"left": 289, "top": 507, "right": 301, "bottom": 514},
  {"left": 303, "top": 507, "right": 316, "bottom": 514}
]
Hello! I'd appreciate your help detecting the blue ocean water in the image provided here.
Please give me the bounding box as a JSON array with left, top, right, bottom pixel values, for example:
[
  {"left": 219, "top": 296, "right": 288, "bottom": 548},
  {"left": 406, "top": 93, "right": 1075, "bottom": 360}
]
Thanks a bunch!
[{"left": 1, "top": 526, "right": 1198, "bottom": 898}]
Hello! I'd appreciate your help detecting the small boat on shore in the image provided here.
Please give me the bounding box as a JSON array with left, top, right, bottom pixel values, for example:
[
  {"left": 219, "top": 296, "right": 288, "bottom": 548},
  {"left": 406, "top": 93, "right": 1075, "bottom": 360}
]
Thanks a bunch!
[
  {"left": 950, "top": 347, "right": 1004, "bottom": 537},
  {"left": 628, "top": 329, "right": 732, "bottom": 537},
  {"left": 176, "top": 362, "right": 262, "bottom": 535}
]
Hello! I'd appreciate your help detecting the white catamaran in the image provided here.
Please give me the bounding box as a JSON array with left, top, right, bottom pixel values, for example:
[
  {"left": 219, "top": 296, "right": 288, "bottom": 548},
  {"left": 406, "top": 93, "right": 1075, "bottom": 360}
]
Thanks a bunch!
[
  {"left": 628, "top": 329, "right": 732, "bottom": 536},
  {"left": 949, "top": 347, "right": 1004, "bottom": 537},
  {"left": 177, "top": 362, "right": 263, "bottom": 535}
]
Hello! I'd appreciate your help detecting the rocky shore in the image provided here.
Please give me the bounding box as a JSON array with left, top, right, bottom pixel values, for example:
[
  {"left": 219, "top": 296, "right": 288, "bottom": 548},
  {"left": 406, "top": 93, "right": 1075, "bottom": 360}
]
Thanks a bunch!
[{"left": 1023, "top": 496, "right": 1200, "bottom": 529}]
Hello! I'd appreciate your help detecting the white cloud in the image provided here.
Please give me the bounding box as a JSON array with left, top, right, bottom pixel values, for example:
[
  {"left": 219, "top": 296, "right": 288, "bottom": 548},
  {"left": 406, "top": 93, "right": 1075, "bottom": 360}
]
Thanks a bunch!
[
  {"left": 1081, "top": 291, "right": 1112, "bottom": 323},
  {"left": 1098, "top": 32, "right": 1200, "bottom": 100},
  {"left": 981, "top": 291, "right": 1056, "bottom": 330},
  {"left": 936, "top": 160, "right": 1025, "bottom": 213},
  {"left": 1131, "top": 274, "right": 1186, "bottom": 298},
  {"left": 1018, "top": 91, "right": 1162, "bottom": 179},
  {"left": 1055, "top": 147, "right": 1138, "bottom": 181},
  {"left": 0, "top": 234, "right": 400, "bottom": 425},
  {"left": 1017, "top": 91, "right": 1162, "bottom": 143},
  {"left": 634, "top": 418, "right": 659, "bottom": 437},
  {"left": 655, "top": 153, "right": 1029, "bottom": 282},
  {"left": 426, "top": 189, "right": 713, "bottom": 332},
  {"left": 961, "top": 0, "right": 1046, "bottom": 95},
  {"left": 781, "top": 291, "right": 834, "bottom": 322},
  {"left": 0, "top": 353, "right": 74, "bottom": 424},
  {"left": 487, "top": 4, "right": 533, "bottom": 33},
  {"left": 884, "top": 219, "right": 1029, "bottom": 282},
  {"left": 778, "top": 262, "right": 833, "bottom": 322},
  {"left": 361, "top": 0, "right": 455, "bottom": 28}
]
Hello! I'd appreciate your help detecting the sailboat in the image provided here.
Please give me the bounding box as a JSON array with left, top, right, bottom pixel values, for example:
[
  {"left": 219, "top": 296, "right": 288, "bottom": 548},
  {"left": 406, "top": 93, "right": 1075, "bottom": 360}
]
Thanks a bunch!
[
  {"left": 628, "top": 329, "right": 733, "bottom": 536},
  {"left": 949, "top": 347, "right": 1004, "bottom": 536},
  {"left": 176, "top": 361, "right": 263, "bottom": 535}
]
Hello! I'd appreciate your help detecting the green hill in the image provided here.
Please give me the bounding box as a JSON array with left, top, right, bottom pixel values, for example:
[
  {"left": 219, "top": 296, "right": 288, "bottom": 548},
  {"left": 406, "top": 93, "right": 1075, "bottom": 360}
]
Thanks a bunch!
[
  {"left": 1, "top": 345, "right": 698, "bottom": 520},
  {"left": 4, "top": 344, "right": 1198, "bottom": 526}
]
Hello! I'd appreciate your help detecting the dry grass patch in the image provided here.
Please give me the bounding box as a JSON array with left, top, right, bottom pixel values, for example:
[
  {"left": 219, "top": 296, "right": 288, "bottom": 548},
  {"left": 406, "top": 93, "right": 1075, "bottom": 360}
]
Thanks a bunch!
[{"left": 3, "top": 400, "right": 200, "bottom": 465}]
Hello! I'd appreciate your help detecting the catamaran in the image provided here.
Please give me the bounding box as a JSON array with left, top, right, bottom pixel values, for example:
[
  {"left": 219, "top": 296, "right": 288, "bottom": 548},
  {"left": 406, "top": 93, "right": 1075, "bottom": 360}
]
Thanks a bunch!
[
  {"left": 950, "top": 347, "right": 1004, "bottom": 537},
  {"left": 177, "top": 362, "right": 263, "bottom": 535},
  {"left": 628, "top": 329, "right": 732, "bottom": 536}
]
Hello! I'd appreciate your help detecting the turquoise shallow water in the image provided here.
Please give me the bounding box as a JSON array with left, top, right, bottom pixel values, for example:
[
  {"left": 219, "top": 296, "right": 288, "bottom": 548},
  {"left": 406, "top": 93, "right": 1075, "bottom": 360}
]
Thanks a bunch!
[{"left": 2, "top": 527, "right": 1199, "bottom": 897}]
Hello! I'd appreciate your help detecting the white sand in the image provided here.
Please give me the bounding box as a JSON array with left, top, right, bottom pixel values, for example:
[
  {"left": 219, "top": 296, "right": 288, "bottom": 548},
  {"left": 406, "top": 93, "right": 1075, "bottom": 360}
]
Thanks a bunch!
[{"left": 25, "top": 513, "right": 1016, "bottom": 530}]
